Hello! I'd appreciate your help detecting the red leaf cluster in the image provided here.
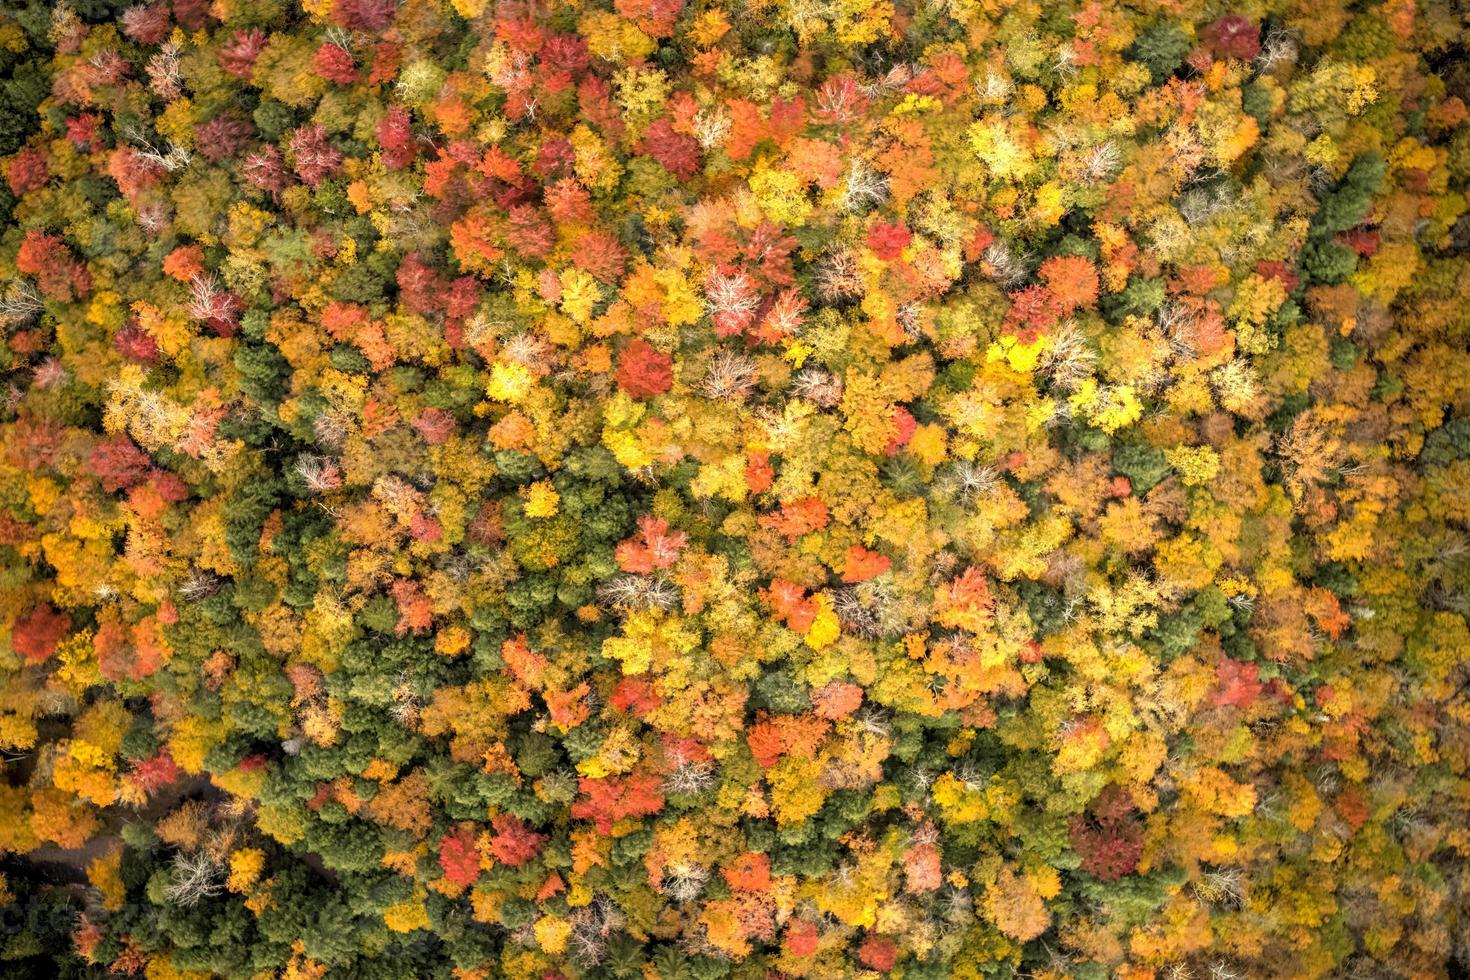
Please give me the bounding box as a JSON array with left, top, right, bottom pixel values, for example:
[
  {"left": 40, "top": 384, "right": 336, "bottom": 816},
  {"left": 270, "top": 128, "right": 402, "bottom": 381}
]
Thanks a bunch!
[
  {"left": 639, "top": 118, "right": 701, "bottom": 180},
  {"left": 866, "top": 221, "right": 913, "bottom": 260},
  {"left": 288, "top": 125, "right": 344, "bottom": 188},
  {"left": 438, "top": 826, "right": 481, "bottom": 887},
  {"left": 1203, "top": 15, "right": 1261, "bottom": 61},
  {"left": 1069, "top": 785, "right": 1144, "bottom": 881},
  {"left": 313, "top": 43, "right": 359, "bottom": 86},
  {"left": 89, "top": 437, "right": 152, "bottom": 493},
  {"left": 11, "top": 604, "right": 71, "bottom": 664},
  {"left": 6, "top": 146, "right": 47, "bottom": 195},
  {"left": 616, "top": 338, "right": 674, "bottom": 400},
  {"left": 765, "top": 579, "right": 817, "bottom": 632},
  {"left": 16, "top": 230, "right": 91, "bottom": 303},
  {"left": 488, "top": 814, "right": 545, "bottom": 867},
  {"left": 571, "top": 774, "right": 665, "bottom": 833},
  {"left": 1214, "top": 657, "right": 1263, "bottom": 709},
  {"left": 616, "top": 515, "right": 687, "bottom": 573},
  {"left": 758, "top": 497, "right": 830, "bottom": 541},
  {"left": 842, "top": 544, "right": 891, "bottom": 583}
]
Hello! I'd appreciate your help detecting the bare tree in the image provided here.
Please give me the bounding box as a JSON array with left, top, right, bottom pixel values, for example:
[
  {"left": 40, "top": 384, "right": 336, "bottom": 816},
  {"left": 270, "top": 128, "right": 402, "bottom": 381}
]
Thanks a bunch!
[
  {"left": 597, "top": 575, "right": 680, "bottom": 612},
  {"left": 704, "top": 268, "right": 761, "bottom": 325},
  {"left": 815, "top": 249, "right": 864, "bottom": 303},
  {"left": 693, "top": 107, "right": 731, "bottom": 150},
  {"left": 660, "top": 862, "right": 710, "bottom": 902},
  {"left": 1037, "top": 320, "right": 1096, "bottom": 391},
  {"left": 118, "top": 121, "right": 191, "bottom": 172},
  {"left": 840, "top": 159, "right": 889, "bottom": 213},
  {"left": 295, "top": 453, "right": 344, "bottom": 493},
  {"left": 1081, "top": 140, "right": 1122, "bottom": 184},
  {"left": 980, "top": 240, "right": 1030, "bottom": 287},
  {"left": 0, "top": 280, "right": 45, "bottom": 329},
  {"left": 178, "top": 569, "right": 220, "bottom": 602},
  {"left": 789, "top": 367, "right": 843, "bottom": 408},
  {"left": 187, "top": 275, "right": 235, "bottom": 323},
  {"left": 665, "top": 759, "right": 716, "bottom": 796},
  {"left": 165, "top": 851, "right": 224, "bottom": 907},
  {"left": 700, "top": 349, "right": 758, "bottom": 402}
]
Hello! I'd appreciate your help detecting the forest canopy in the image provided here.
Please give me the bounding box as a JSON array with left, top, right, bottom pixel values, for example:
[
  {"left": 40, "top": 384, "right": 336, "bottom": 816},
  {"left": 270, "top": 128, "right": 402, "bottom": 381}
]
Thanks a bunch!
[{"left": 2, "top": 0, "right": 1470, "bottom": 976}]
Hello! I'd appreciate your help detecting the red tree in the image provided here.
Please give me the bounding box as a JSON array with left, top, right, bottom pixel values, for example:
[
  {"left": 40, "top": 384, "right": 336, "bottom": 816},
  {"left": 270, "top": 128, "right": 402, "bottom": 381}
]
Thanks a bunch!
[
  {"left": 1203, "top": 15, "right": 1261, "bottom": 61},
  {"left": 1214, "top": 657, "right": 1264, "bottom": 709},
  {"left": 616, "top": 338, "right": 674, "bottom": 399},
  {"left": 639, "top": 118, "right": 701, "bottom": 180},
  {"left": 615, "top": 515, "right": 687, "bottom": 574},
  {"left": 218, "top": 28, "right": 267, "bottom": 77},
  {"left": 288, "top": 125, "right": 343, "bottom": 188},
  {"left": 438, "top": 826, "right": 482, "bottom": 887},
  {"left": 571, "top": 774, "right": 665, "bottom": 833},
  {"left": 866, "top": 222, "right": 912, "bottom": 260},
  {"left": 16, "top": 230, "right": 90, "bottom": 303},
  {"left": 6, "top": 146, "right": 47, "bottom": 195},
  {"left": 1069, "top": 785, "right": 1144, "bottom": 881},
  {"left": 378, "top": 105, "right": 416, "bottom": 170},
  {"left": 11, "top": 604, "right": 71, "bottom": 663},
  {"left": 89, "top": 437, "right": 152, "bottom": 493},
  {"left": 488, "top": 814, "right": 544, "bottom": 867},
  {"left": 313, "top": 43, "right": 358, "bottom": 85}
]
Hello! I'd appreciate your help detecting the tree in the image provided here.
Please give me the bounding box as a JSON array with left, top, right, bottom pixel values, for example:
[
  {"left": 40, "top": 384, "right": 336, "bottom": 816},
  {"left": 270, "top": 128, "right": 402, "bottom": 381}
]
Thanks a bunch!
[
  {"left": 571, "top": 774, "right": 664, "bottom": 833},
  {"left": 985, "top": 865, "right": 1050, "bottom": 942},
  {"left": 10, "top": 604, "right": 70, "bottom": 664},
  {"left": 438, "top": 826, "right": 481, "bottom": 887},
  {"left": 616, "top": 339, "right": 674, "bottom": 399},
  {"left": 1069, "top": 785, "right": 1144, "bottom": 881},
  {"left": 615, "top": 515, "right": 686, "bottom": 573},
  {"left": 0, "top": 1, "right": 1467, "bottom": 975}
]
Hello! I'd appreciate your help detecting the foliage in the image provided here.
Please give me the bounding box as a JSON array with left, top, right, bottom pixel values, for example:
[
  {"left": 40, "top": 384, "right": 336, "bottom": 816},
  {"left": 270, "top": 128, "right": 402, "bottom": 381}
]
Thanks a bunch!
[{"left": 1, "top": 0, "right": 1469, "bottom": 976}]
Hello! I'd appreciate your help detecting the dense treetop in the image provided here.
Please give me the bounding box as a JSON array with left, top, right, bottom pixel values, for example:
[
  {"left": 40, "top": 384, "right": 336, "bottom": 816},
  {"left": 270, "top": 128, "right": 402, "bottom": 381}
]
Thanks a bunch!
[{"left": 1, "top": 0, "right": 1469, "bottom": 976}]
